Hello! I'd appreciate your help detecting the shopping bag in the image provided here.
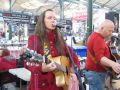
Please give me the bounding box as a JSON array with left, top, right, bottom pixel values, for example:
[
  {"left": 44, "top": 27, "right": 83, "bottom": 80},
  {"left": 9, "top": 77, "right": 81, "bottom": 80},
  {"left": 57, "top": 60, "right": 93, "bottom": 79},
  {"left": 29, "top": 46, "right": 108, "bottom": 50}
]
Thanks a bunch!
[{"left": 68, "top": 73, "right": 79, "bottom": 90}]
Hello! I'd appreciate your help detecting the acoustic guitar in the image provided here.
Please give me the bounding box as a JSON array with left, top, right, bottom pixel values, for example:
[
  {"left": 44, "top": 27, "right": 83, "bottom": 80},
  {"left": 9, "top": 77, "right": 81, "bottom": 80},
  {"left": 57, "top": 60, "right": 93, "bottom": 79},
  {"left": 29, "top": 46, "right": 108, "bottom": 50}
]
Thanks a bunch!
[
  {"left": 109, "top": 45, "right": 120, "bottom": 78},
  {"left": 46, "top": 55, "right": 70, "bottom": 90},
  {"left": 23, "top": 48, "right": 70, "bottom": 89}
]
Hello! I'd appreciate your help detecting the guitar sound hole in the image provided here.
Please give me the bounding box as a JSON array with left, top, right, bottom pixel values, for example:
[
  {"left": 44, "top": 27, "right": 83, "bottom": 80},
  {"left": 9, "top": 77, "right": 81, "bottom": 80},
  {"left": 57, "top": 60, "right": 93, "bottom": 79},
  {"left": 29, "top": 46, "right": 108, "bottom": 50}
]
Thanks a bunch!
[{"left": 66, "top": 67, "right": 68, "bottom": 75}]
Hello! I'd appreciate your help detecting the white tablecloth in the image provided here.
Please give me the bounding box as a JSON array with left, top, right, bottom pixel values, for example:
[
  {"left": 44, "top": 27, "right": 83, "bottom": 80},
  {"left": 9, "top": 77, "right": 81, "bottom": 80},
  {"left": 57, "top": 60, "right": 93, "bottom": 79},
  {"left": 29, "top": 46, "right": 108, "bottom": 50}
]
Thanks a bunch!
[{"left": 9, "top": 68, "right": 31, "bottom": 81}]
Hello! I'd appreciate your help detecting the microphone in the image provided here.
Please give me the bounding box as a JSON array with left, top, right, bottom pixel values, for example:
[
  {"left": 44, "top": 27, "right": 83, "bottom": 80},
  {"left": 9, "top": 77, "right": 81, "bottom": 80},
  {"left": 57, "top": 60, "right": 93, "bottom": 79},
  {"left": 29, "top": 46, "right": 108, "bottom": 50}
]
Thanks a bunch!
[
  {"left": 111, "top": 35, "right": 120, "bottom": 40},
  {"left": 53, "top": 22, "right": 65, "bottom": 28}
]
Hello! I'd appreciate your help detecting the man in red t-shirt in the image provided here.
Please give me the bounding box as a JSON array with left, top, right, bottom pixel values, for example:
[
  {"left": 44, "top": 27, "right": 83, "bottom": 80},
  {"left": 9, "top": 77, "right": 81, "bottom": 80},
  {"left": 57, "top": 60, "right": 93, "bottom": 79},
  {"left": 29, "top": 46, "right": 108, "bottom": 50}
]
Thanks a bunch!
[{"left": 85, "top": 19, "right": 120, "bottom": 90}]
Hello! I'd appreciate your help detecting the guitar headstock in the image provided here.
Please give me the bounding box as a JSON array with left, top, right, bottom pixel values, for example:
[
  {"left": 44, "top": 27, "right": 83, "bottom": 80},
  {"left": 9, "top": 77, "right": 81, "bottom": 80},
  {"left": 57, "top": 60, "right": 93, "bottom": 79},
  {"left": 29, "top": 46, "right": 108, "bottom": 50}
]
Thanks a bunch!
[{"left": 23, "top": 48, "right": 44, "bottom": 66}]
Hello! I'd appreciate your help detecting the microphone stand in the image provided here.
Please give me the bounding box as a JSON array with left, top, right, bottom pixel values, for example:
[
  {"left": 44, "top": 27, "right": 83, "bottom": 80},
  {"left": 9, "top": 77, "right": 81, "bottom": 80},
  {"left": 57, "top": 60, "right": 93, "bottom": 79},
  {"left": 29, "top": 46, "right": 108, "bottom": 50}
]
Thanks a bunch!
[{"left": 59, "top": 28, "right": 85, "bottom": 90}]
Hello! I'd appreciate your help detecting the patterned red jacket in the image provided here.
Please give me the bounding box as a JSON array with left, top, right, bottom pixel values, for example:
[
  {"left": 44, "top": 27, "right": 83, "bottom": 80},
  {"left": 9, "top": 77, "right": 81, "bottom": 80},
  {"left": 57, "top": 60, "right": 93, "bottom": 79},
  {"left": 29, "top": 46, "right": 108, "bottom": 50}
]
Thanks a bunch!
[{"left": 26, "top": 31, "right": 80, "bottom": 90}]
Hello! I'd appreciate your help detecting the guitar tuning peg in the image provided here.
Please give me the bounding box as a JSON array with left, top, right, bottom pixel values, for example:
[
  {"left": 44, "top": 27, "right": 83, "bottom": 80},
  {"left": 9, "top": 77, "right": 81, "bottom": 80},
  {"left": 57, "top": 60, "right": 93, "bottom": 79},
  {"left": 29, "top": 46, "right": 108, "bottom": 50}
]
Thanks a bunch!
[
  {"left": 30, "top": 62, "right": 33, "bottom": 66},
  {"left": 36, "top": 63, "right": 39, "bottom": 66},
  {"left": 29, "top": 50, "right": 33, "bottom": 55},
  {"left": 43, "top": 56, "right": 45, "bottom": 63},
  {"left": 26, "top": 62, "right": 30, "bottom": 66},
  {"left": 30, "top": 50, "right": 34, "bottom": 52},
  {"left": 34, "top": 51, "right": 37, "bottom": 54},
  {"left": 26, "top": 48, "right": 29, "bottom": 51}
]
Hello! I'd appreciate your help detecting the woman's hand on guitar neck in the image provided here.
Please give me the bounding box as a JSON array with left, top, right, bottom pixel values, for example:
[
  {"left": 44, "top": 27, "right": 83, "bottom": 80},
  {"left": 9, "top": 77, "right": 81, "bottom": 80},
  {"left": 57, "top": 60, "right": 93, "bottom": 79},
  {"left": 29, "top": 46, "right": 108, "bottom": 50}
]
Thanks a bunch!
[
  {"left": 112, "top": 63, "right": 120, "bottom": 74},
  {"left": 42, "top": 62, "right": 56, "bottom": 72}
]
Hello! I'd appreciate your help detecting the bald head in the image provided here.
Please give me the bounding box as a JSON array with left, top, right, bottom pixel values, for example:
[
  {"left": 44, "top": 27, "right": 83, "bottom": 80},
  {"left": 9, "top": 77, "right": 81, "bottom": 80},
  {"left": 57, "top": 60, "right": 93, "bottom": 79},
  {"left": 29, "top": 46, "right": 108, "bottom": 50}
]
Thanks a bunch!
[
  {"left": 98, "top": 19, "right": 115, "bottom": 39},
  {"left": 100, "top": 19, "right": 115, "bottom": 29}
]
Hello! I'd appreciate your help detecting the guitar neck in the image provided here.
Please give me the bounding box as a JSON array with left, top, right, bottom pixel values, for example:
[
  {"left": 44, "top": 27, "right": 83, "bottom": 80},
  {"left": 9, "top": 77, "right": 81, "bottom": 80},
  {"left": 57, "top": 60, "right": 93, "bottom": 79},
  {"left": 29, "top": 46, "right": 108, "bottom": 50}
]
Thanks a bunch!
[
  {"left": 110, "top": 46, "right": 120, "bottom": 63},
  {"left": 25, "top": 49, "right": 68, "bottom": 73}
]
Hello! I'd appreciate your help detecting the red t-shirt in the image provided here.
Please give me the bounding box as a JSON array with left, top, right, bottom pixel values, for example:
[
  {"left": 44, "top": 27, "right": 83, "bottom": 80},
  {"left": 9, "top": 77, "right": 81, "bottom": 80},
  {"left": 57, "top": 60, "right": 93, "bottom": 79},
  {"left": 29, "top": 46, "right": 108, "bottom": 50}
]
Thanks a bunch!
[
  {"left": 85, "top": 32, "right": 110, "bottom": 72},
  {"left": 0, "top": 56, "right": 16, "bottom": 71}
]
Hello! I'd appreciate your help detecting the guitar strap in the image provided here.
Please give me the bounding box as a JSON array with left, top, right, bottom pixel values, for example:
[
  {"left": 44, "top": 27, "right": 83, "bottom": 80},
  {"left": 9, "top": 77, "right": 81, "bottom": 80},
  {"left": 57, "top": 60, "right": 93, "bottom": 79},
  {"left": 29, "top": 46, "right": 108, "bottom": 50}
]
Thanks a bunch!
[
  {"left": 43, "top": 42, "right": 50, "bottom": 56},
  {"left": 88, "top": 49, "right": 97, "bottom": 64},
  {"left": 88, "top": 49, "right": 108, "bottom": 70},
  {"left": 43, "top": 42, "right": 51, "bottom": 64}
]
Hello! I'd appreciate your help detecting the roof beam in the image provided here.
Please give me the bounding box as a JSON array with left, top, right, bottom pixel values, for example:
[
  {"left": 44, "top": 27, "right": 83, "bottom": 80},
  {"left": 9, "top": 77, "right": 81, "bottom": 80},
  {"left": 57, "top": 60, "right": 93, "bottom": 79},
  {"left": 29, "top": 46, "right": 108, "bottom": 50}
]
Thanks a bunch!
[
  {"left": 51, "top": 3, "right": 59, "bottom": 9},
  {"left": 111, "top": 1, "right": 120, "bottom": 10},
  {"left": 64, "top": 2, "right": 72, "bottom": 9},
  {"left": 11, "top": 0, "right": 17, "bottom": 9},
  {"left": 35, "top": 0, "right": 49, "bottom": 14},
  {"left": 102, "top": 0, "right": 111, "bottom": 7},
  {"left": 64, "top": 0, "right": 79, "bottom": 4},
  {"left": 35, "top": 6, "right": 42, "bottom": 13},
  {"left": 93, "top": 0, "right": 96, "bottom": 3}
]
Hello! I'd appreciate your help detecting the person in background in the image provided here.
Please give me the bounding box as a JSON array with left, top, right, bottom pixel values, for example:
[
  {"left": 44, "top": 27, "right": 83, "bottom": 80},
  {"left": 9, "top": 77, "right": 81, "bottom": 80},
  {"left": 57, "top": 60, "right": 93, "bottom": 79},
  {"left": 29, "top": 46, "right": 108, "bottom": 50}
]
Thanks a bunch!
[
  {"left": 0, "top": 48, "right": 18, "bottom": 88},
  {"left": 25, "top": 9, "right": 80, "bottom": 90},
  {"left": 85, "top": 19, "right": 120, "bottom": 90},
  {"left": 0, "top": 48, "right": 10, "bottom": 57},
  {"left": 0, "top": 48, "right": 16, "bottom": 71}
]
